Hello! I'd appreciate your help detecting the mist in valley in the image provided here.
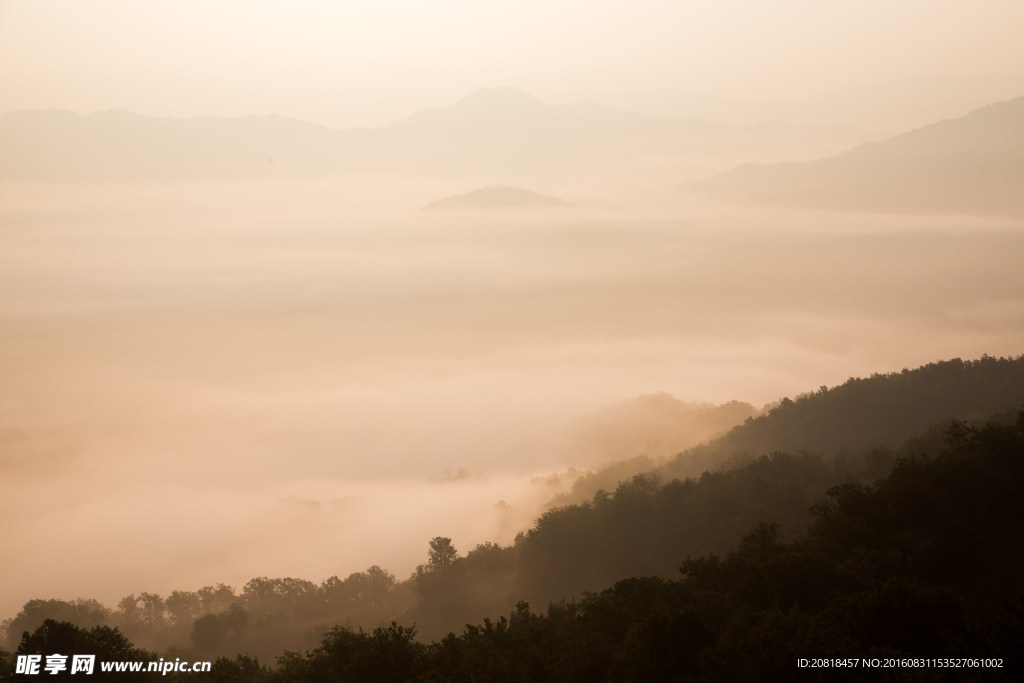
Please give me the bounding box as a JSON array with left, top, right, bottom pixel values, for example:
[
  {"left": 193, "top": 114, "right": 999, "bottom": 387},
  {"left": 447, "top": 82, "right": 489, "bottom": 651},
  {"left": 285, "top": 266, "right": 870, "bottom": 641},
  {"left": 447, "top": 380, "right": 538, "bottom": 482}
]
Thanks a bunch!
[{"left": 3, "top": 176, "right": 1022, "bottom": 621}]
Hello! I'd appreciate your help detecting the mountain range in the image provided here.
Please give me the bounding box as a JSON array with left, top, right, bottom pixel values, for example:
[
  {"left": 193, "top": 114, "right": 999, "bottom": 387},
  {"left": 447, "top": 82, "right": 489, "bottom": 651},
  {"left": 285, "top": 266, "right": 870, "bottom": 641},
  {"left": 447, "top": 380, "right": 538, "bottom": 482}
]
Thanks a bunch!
[
  {"left": 687, "top": 96, "right": 1024, "bottom": 216},
  {"left": 0, "top": 88, "right": 867, "bottom": 180},
  {"left": 6, "top": 88, "right": 1022, "bottom": 216}
]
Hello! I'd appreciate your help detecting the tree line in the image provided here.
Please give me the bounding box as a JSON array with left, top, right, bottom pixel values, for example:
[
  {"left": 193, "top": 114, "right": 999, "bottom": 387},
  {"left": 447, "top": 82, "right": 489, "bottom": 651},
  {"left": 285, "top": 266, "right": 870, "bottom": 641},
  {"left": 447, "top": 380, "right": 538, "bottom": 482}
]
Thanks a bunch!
[
  {"left": 5, "top": 413, "right": 1022, "bottom": 680},
  {"left": 4, "top": 356, "right": 1023, "bottom": 674}
]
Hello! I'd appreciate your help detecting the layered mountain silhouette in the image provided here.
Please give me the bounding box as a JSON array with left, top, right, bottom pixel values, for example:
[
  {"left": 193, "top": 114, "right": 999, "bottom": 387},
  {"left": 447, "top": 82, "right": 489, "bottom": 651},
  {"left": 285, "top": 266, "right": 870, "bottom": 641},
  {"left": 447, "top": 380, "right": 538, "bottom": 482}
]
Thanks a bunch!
[
  {"left": 558, "top": 355, "right": 1024, "bottom": 531},
  {"left": 0, "top": 88, "right": 867, "bottom": 180},
  {"left": 687, "top": 96, "right": 1024, "bottom": 215},
  {"left": 0, "top": 109, "right": 347, "bottom": 180},
  {"left": 426, "top": 185, "right": 568, "bottom": 209}
]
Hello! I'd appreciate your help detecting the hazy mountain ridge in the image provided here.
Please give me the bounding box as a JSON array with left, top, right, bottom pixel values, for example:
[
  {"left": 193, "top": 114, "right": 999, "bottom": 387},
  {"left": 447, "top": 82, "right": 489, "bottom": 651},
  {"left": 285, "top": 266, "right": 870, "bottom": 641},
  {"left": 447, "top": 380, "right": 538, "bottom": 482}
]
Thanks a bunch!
[
  {"left": 590, "top": 72, "right": 1024, "bottom": 133},
  {"left": 563, "top": 394, "right": 758, "bottom": 461},
  {"left": 0, "top": 108, "right": 348, "bottom": 180},
  {"left": 0, "top": 88, "right": 871, "bottom": 180},
  {"left": 688, "top": 95, "right": 1024, "bottom": 215},
  {"left": 542, "top": 395, "right": 758, "bottom": 506},
  {"left": 553, "top": 355, "right": 1024, "bottom": 518}
]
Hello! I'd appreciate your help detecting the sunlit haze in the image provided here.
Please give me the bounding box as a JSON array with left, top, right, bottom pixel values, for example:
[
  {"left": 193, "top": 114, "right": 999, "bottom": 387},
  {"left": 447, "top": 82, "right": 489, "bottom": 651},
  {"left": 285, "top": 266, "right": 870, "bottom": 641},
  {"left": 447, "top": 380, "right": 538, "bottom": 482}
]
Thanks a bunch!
[
  {"left": 3, "top": 1, "right": 1024, "bottom": 128},
  {"left": 2, "top": 0, "right": 1023, "bottom": 660}
]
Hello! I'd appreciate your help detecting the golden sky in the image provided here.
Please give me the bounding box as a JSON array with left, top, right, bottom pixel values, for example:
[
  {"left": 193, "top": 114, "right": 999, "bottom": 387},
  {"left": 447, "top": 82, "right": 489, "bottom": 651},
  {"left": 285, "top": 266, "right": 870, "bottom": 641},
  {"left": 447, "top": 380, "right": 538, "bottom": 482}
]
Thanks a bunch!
[{"left": 3, "top": 0, "right": 1023, "bottom": 126}]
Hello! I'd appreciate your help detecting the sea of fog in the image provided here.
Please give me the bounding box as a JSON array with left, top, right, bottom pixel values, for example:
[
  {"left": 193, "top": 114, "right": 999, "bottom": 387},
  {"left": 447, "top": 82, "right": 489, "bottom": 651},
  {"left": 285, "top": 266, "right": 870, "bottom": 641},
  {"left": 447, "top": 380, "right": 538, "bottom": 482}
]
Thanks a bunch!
[{"left": 2, "top": 177, "right": 1023, "bottom": 617}]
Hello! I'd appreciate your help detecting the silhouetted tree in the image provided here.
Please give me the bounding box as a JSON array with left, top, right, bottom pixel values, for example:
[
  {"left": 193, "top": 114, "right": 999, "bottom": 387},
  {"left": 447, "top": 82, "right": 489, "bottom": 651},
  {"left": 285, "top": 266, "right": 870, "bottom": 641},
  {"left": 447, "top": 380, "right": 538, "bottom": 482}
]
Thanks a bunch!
[
  {"left": 0, "top": 646, "right": 13, "bottom": 678},
  {"left": 3, "top": 598, "right": 112, "bottom": 650},
  {"left": 17, "top": 619, "right": 154, "bottom": 681},
  {"left": 165, "top": 591, "right": 201, "bottom": 627},
  {"left": 427, "top": 537, "right": 458, "bottom": 572}
]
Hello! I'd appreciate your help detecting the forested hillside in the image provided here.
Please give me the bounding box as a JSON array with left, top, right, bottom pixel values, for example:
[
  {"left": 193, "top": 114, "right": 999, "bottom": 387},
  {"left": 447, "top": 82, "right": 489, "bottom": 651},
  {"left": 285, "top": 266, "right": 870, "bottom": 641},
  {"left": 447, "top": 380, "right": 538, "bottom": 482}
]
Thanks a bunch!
[
  {"left": 577, "top": 355, "right": 1024, "bottom": 501},
  {"left": 551, "top": 356, "right": 1024, "bottom": 510},
  {"left": 3, "top": 356, "right": 1022, "bottom": 676},
  {"left": 6, "top": 412, "right": 1021, "bottom": 681},
  {"left": 268, "top": 414, "right": 1024, "bottom": 682}
]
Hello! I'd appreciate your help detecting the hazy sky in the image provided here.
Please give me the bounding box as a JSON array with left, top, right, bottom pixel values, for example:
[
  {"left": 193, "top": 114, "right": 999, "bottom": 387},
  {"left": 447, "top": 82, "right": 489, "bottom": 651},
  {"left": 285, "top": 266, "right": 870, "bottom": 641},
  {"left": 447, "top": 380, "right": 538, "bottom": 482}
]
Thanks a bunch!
[{"left": 3, "top": 0, "right": 1024, "bottom": 127}]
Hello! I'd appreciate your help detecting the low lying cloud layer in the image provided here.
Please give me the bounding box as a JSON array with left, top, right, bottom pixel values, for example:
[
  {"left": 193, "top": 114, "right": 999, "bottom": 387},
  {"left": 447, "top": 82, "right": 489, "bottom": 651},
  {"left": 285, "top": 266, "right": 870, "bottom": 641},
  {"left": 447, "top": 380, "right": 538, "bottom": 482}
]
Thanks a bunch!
[{"left": 2, "top": 178, "right": 1023, "bottom": 617}]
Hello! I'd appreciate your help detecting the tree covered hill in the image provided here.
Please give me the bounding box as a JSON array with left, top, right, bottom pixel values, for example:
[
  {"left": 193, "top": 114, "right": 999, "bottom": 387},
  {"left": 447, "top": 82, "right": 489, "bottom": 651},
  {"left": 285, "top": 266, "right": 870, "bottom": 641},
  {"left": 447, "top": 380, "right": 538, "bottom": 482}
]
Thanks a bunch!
[
  {"left": 6, "top": 414, "right": 1022, "bottom": 681},
  {"left": 273, "top": 415, "right": 1024, "bottom": 682},
  {"left": 556, "top": 356, "right": 1024, "bottom": 507},
  {"left": 4, "top": 356, "right": 1023, "bottom": 670},
  {"left": 656, "top": 355, "right": 1024, "bottom": 482}
]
